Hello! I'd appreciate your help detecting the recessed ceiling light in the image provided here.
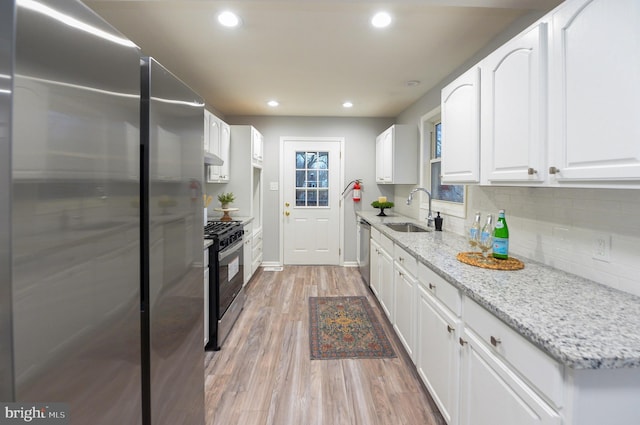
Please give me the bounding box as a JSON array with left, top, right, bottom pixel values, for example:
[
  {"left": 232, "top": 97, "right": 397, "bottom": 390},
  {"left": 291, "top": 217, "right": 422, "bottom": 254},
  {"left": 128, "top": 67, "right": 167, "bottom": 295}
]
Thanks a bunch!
[
  {"left": 371, "top": 12, "right": 391, "bottom": 28},
  {"left": 343, "top": 101, "right": 353, "bottom": 108},
  {"left": 218, "top": 11, "right": 241, "bottom": 28},
  {"left": 406, "top": 80, "right": 421, "bottom": 87},
  {"left": 267, "top": 100, "right": 279, "bottom": 107}
]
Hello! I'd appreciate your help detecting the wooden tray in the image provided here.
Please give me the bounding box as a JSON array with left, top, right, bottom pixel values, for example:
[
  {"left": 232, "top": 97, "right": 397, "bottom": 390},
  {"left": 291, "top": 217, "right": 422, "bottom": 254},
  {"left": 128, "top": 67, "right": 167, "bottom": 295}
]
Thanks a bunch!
[{"left": 456, "top": 252, "right": 524, "bottom": 271}]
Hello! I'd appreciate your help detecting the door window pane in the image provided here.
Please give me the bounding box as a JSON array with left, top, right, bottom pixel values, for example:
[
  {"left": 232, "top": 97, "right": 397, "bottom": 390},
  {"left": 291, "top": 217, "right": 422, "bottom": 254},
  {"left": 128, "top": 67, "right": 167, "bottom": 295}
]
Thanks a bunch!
[{"left": 295, "top": 150, "right": 330, "bottom": 207}]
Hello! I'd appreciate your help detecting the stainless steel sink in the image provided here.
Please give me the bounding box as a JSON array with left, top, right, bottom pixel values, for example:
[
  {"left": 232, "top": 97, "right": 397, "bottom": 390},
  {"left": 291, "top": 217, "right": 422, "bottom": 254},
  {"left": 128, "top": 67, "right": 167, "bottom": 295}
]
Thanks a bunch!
[{"left": 384, "top": 222, "right": 431, "bottom": 232}]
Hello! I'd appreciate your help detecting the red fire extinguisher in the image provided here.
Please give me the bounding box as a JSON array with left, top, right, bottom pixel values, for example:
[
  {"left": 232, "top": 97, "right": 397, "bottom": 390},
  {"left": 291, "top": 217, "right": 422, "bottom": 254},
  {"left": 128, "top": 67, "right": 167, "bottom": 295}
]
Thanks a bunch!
[{"left": 352, "top": 180, "right": 361, "bottom": 202}]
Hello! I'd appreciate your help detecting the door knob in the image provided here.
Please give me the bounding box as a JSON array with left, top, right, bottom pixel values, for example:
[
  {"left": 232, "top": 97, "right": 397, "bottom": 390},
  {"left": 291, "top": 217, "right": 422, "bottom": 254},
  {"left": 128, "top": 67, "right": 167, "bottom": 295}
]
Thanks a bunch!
[
  {"left": 285, "top": 202, "right": 290, "bottom": 207},
  {"left": 285, "top": 211, "right": 290, "bottom": 216}
]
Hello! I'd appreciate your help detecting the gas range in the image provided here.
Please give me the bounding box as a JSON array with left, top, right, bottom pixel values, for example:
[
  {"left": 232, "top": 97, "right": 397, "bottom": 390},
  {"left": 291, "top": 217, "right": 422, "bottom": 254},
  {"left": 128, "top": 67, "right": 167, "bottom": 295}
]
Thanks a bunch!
[{"left": 204, "top": 220, "right": 244, "bottom": 251}]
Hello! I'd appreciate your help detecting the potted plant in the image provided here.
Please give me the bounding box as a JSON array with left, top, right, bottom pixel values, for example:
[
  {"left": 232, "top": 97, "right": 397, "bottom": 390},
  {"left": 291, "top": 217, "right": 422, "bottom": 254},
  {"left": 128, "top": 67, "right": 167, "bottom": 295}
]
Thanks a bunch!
[
  {"left": 371, "top": 200, "right": 394, "bottom": 216},
  {"left": 217, "top": 192, "right": 235, "bottom": 209}
]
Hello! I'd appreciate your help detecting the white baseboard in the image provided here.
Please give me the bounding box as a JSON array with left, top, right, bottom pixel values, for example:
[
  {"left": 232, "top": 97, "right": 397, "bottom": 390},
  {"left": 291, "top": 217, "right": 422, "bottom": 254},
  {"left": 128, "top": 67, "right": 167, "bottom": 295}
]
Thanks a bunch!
[
  {"left": 343, "top": 261, "right": 358, "bottom": 267},
  {"left": 260, "top": 261, "right": 283, "bottom": 272}
]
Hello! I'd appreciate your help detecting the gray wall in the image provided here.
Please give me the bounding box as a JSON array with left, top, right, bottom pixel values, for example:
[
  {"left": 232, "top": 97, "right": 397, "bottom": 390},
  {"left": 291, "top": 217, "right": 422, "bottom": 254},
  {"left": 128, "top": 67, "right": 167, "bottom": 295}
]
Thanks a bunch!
[{"left": 226, "top": 115, "right": 394, "bottom": 265}]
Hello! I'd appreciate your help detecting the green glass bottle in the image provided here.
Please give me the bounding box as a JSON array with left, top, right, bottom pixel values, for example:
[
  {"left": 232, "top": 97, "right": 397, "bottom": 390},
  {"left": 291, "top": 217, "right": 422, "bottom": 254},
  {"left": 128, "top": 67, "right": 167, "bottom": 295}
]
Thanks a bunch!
[{"left": 492, "top": 209, "right": 509, "bottom": 259}]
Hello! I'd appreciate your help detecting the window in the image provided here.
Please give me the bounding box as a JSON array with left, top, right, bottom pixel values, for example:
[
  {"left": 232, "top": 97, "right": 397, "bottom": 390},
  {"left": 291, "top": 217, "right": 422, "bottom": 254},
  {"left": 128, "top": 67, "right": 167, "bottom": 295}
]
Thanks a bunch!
[
  {"left": 421, "top": 108, "right": 466, "bottom": 218},
  {"left": 295, "top": 151, "right": 330, "bottom": 207}
]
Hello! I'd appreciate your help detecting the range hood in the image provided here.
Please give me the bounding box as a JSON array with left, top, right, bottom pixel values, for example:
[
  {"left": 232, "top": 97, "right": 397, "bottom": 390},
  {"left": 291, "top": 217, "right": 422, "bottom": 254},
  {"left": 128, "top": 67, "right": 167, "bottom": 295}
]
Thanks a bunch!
[{"left": 204, "top": 152, "right": 224, "bottom": 166}]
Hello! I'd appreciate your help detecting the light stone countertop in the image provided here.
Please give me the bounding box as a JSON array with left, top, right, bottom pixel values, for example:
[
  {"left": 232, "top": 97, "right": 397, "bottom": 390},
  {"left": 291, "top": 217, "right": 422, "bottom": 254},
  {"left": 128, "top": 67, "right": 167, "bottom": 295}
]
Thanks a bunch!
[{"left": 358, "top": 210, "right": 640, "bottom": 370}]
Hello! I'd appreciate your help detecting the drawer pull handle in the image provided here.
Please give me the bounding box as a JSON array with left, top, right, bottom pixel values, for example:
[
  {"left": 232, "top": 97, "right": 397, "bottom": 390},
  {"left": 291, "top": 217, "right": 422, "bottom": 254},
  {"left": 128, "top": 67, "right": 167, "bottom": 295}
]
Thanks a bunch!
[
  {"left": 428, "top": 283, "right": 436, "bottom": 290},
  {"left": 490, "top": 336, "right": 501, "bottom": 347},
  {"left": 549, "top": 166, "right": 560, "bottom": 175},
  {"left": 459, "top": 337, "right": 467, "bottom": 346},
  {"left": 447, "top": 325, "right": 455, "bottom": 334}
]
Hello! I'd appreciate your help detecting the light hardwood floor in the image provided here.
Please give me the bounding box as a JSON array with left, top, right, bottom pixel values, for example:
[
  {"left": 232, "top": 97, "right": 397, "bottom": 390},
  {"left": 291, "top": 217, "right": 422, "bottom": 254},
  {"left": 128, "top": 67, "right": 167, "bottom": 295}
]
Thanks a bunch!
[{"left": 204, "top": 266, "right": 446, "bottom": 425}]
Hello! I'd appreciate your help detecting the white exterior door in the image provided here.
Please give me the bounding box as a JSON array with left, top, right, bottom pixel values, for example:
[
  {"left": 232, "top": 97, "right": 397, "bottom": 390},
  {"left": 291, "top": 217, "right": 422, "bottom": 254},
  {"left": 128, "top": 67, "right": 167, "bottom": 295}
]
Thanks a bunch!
[{"left": 282, "top": 139, "right": 342, "bottom": 265}]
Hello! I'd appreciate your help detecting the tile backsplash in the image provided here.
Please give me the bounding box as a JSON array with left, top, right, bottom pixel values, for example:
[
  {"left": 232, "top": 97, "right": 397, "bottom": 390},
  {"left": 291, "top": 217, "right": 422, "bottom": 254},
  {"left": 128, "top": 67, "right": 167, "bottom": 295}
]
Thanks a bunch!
[{"left": 442, "top": 186, "right": 640, "bottom": 297}]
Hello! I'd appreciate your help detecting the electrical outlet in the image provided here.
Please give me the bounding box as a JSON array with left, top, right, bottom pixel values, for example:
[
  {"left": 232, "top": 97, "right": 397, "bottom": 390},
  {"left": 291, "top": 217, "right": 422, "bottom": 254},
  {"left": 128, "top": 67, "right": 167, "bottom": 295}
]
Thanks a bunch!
[{"left": 592, "top": 233, "right": 611, "bottom": 262}]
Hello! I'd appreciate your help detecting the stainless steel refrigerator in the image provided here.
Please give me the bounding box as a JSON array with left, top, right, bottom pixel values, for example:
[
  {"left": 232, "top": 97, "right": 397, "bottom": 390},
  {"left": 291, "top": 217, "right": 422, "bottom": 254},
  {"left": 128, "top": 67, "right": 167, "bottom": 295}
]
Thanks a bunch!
[{"left": 0, "top": 1, "right": 204, "bottom": 424}]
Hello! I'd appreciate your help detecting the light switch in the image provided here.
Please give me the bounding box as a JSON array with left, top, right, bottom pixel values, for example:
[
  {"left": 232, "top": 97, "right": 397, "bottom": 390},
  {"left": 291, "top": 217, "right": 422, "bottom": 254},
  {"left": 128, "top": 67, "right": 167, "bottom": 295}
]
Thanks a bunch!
[{"left": 269, "top": 182, "right": 278, "bottom": 191}]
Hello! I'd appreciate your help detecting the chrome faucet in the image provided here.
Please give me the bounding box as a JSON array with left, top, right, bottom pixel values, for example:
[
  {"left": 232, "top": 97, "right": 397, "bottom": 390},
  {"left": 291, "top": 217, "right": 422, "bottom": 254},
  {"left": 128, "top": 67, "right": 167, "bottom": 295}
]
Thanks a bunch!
[{"left": 406, "top": 187, "right": 434, "bottom": 227}]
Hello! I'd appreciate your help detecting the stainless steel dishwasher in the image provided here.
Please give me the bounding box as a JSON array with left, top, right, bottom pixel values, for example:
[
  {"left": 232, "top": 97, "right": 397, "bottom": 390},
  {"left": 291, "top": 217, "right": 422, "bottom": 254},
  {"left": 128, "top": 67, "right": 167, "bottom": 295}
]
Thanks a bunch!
[{"left": 358, "top": 219, "right": 371, "bottom": 287}]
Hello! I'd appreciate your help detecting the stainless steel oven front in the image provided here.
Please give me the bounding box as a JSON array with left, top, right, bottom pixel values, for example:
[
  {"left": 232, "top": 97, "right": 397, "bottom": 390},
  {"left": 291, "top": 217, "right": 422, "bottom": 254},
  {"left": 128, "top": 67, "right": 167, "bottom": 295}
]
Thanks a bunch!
[{"left": 205, "top": 229, "right": 245, "bottom": 351}]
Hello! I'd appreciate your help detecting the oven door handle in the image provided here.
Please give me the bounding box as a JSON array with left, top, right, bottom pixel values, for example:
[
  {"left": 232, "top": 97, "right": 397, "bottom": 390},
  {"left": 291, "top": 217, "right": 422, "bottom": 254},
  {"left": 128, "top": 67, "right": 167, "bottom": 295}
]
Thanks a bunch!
[{"left": 219, "top": 238, "right": 243, "bottom": 261}]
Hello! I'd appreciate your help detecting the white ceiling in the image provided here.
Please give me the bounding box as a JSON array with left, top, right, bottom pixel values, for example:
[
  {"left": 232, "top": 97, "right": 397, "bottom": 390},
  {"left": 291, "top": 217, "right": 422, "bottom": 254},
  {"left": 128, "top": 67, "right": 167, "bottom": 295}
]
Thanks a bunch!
[{"left": 85, "top": 0, "right": 562, "bottom": 118}]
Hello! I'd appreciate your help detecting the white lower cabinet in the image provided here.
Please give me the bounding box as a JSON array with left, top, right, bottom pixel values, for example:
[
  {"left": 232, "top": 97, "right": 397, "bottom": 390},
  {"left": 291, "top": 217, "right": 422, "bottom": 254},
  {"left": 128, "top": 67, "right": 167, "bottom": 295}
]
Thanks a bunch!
[
  {"left": 242, "top": 222, "right": 253, "bottom": 285},
  {"left": 370, "top": 228, "right": 394, "bottom": 320},
  {"left": 393, "top": 261, "right": 416, "bottom": 361},
  {"left": 369, "top": 223, "right": 640, "bottom": 425},
  {"left": 378, "top": 247, "right": 394, "bottom": 321},
  {"left": 369, "top": 238, "right": 381, "bottom": 298},
  {"left": 251, "top": 227, "right": 263, "bottom": 275},
  {"left": 458, "top": 327, "right": 561, "bottom": 425},
  {"left": 416, "top": 283, "right": 459, "bottom": 425}
]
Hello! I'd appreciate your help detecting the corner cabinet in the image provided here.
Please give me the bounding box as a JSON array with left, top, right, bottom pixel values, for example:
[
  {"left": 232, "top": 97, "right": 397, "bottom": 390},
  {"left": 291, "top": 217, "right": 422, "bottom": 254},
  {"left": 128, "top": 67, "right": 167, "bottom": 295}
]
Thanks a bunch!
[
  {"left": 204, "top": 110, "right": 230, "bottom": 183},
  {"left": 441, "top": 66, "right": 481, "bottom": 184},
  {"left": 375, "top": 124, "right": 418, "bottom": 184},
  {"left": 547, "top": 0, "right": 640, "bottom": 184},
  {"left": 480, "top": 22, "right": 547, "bottom": 184}
]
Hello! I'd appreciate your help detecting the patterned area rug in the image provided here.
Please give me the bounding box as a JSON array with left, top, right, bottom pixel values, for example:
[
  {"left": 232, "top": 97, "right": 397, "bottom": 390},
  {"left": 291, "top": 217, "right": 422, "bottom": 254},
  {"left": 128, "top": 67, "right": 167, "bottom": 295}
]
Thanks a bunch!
[{"left": 309, "top": 296, "right": 396, "bottom": 360}]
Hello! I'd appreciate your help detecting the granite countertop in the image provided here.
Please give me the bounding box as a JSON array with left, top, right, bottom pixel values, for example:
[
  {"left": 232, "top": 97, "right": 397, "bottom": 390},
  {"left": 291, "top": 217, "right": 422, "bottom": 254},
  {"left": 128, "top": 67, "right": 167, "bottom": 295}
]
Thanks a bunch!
[{"left": 358, "top": 210, "right": 640, "bottom": 370}]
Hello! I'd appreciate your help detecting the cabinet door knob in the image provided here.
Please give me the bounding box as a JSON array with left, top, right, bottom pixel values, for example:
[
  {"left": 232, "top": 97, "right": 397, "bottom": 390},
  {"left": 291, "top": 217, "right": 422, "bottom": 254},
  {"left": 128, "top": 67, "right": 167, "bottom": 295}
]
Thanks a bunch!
[
  {"left": 428, "top": 283, "right": 436, "bottom": 290},
  {"left": 490, "top": 336, "right": 501, "bottom": 347},
  {"left": 527, "top": 167, "right": 537, "bottom": 175},
  {"left": 549, "top": 166, "right": 560, "bottom": 175},
  {"left": 459, "top": 337, "right": 468, "bottom": 346},
  {"left": 447, "top": 325, "right": 455, "bottom": 334}
]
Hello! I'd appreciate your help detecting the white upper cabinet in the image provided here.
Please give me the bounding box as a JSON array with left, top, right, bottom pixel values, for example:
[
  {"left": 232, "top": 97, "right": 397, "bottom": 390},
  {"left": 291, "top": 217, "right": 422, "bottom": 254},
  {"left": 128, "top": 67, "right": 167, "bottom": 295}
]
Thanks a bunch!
[
  {"left": 548, "top": 0, "right": 640, "bottom": 184},
  {"left": 251, "top": 127, "right": 263, "bottom": 167},
  {"left": 205, "top": 110, "right": 230, "bottom": 182},
  {"left": 441, "top": 66, "right": 481, "bottom": 183},
  {"left": 481, "top": 22, "right": 547, "bottom": 184},
  {"left": 375, "top": 124, "right": 418, "bottom": 184}
]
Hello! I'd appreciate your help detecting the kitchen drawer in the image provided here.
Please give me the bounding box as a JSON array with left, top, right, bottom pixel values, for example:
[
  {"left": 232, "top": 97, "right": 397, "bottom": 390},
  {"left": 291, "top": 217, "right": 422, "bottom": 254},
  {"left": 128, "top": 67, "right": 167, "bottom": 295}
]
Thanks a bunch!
[
  {"left": 418, "top": 262, "right": 461, "bottom": 316},
  {"left": 380, "top": 232, "right": 394, "bottom": 255},
  {"left": 394, "top": 244, "right": 417, "bottom": 277},
  {"left": 464, "top": 297, "right": 564, "bottom": 408}
]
